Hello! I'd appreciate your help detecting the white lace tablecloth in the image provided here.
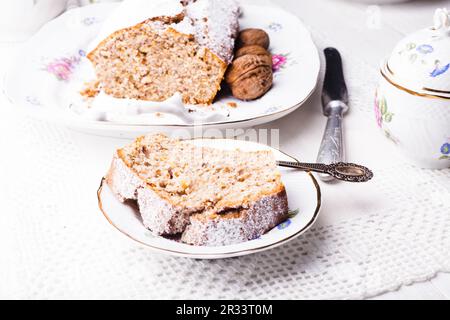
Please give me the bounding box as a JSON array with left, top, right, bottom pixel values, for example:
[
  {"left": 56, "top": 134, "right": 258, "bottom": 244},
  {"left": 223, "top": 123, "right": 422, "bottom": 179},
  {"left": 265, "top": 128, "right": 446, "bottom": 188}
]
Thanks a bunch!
[{"left": 1, "top": 0, "right": 449, "bottom": 299}]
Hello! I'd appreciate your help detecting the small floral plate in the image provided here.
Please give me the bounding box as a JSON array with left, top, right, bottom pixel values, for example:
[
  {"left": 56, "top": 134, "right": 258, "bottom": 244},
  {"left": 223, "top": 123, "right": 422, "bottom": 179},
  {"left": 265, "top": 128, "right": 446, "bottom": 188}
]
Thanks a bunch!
[
  {"left": 3, "top": 3, "right": 320, "bottom": 138},
  {"left": 97, "top": 139, "right": 321, "bottom": 259}
]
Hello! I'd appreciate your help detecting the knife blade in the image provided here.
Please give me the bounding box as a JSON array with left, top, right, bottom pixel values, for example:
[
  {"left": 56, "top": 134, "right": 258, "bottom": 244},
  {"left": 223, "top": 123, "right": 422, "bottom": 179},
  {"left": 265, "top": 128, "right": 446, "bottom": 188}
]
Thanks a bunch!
[{"left": 316, "top": 47, "right": 349, "bottom": 182}]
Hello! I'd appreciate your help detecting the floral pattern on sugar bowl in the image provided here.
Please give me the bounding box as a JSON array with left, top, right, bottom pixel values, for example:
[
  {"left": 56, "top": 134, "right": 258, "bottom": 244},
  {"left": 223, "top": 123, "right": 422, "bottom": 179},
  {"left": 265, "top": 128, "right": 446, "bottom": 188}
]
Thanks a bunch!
[
  {"left": 398, "top": 42, "right": 450, "bottom": 79},
  {"left": 399, "top": 43, "right": 434, "bottom": 62},
  {"left": 42, "top": 49, "right": 86, "bottom": 81},
  {"left": 388, "top": 8, "right": 450, "bottom": 90},
  {"left": 440, "top": 142, "right": 450, "bottom": 161},
  {"left": 416, "top": 44, "right": 434, "bottom": 54},
  {"left": 374, "top": 90, "right": 399, "bottom": 145},
  {"left": 431, "top": 61, "right": 450, "bottom": 78}
]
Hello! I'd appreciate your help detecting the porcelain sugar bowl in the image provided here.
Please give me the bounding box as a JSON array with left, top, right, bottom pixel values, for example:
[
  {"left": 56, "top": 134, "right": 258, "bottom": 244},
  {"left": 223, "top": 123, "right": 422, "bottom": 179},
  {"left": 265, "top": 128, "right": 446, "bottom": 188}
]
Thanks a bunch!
[{"left": 375, "top": 8, "right": 450, "bottom": 169}]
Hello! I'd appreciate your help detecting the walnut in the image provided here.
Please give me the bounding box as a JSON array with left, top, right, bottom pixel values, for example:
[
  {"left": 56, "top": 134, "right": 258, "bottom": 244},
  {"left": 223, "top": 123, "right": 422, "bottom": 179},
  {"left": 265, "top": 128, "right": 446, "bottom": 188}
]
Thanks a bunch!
[
  {"left": 226, "top": 28, "right": 273, "bottom": 101},
  {"left": 225, "top": 54, "right": 273, "bottom": 101},
  {"left": 236, "top": 28, "right": 270, "bottom": 49},
  {"left": 235, "top": 45, "right": 272, "bottom": 60}
]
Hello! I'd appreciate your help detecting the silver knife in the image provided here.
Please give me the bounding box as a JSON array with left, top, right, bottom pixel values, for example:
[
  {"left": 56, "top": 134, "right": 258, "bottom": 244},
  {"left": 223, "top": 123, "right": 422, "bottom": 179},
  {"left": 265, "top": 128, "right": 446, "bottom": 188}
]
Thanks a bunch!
[{"left": 316, "top": 47, "right": 349, "bottom": 182}]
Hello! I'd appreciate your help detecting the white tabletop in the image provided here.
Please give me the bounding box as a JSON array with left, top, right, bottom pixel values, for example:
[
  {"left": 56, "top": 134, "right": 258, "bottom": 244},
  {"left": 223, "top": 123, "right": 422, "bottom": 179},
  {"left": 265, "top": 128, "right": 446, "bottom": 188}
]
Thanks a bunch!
[{"left": 0, "top": 0, "right": 449, "bottom": 300}]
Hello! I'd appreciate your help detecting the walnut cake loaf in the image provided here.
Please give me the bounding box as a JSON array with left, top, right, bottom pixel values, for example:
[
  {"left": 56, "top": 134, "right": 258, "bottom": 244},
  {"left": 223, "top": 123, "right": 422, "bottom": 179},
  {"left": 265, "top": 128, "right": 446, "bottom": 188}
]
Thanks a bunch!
[
  {"left": 86, "top": 0, "right": 240, "bottom": 105},
  {"left": 106, "top": 134, "right": 289, "bottom": 246}
]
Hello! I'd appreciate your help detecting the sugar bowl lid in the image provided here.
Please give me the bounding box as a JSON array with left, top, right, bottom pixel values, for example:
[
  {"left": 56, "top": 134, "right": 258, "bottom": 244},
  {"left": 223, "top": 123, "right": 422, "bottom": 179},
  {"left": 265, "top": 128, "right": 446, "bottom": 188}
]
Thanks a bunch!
[{"left": 382, "top": 8, "right": 450, "bottom": 99}]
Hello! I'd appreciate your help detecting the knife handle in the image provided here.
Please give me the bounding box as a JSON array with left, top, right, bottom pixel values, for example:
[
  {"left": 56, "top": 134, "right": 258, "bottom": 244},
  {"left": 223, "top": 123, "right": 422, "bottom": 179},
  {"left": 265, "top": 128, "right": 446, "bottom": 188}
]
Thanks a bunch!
[{"left": 317, "top": 101, "right": 347, "bottom": 182}]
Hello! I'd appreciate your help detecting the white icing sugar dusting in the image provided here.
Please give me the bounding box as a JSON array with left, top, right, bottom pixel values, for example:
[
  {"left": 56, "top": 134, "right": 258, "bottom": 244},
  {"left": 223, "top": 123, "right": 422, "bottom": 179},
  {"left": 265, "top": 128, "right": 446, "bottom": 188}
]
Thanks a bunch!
[
  {"left": 183, "top": 0, "right": 240, "bottom": 63},
  {"left": 89, "top": 0, "right": 240, "bottom": 63},
  {"left": 106, "top": 154, "right": 145, "bottom": 202},
  {"left": 107, "top": 155, "right": 188, "bottom": 235},
  {"left": 137, "top": 187, "right": 189, "bottom": 235},
  {"left": 88, "top": 0, "right": 185, "bottom": 52},
  {"left": 181, "top": 191, "right": 288, "bottom": 246}
]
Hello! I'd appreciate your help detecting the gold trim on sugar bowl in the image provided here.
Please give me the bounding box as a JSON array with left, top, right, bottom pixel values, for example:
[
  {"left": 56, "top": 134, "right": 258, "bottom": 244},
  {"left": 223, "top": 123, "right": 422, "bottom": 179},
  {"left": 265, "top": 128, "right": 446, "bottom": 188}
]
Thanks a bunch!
[{"left": 381, "top": 63, "right": 450, "bottom": 101}]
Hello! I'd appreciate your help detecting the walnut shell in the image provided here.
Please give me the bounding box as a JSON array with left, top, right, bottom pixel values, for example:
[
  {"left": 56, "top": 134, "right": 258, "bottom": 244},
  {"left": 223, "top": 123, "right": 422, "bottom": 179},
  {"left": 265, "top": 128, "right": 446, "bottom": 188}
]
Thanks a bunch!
[
  {"left": 235, "top": 45, "right": 272, "bottom": 60},
  {"left": 225, "top": 54, "right": 273, "bottom": 101},
  {"left": 236, "top": 28, "right": 270, "bottom": 50}
]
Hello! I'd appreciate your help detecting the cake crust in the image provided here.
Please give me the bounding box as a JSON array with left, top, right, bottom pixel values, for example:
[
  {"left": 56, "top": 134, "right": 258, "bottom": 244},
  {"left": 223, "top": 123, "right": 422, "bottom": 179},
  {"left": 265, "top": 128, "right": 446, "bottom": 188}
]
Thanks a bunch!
[{"left": 181, "top": 189, "right": 288, "bottom": 246}]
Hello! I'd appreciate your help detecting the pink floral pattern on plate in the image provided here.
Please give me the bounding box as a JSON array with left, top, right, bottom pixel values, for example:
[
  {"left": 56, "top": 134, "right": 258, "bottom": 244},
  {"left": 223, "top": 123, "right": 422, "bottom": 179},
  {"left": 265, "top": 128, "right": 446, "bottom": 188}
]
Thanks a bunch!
[
  {"left": 272, "top": 53, "right": 288, "bottom": 72},
  {"left": 43, "top": 50, "right": 86, "bottom": 81},
  {"left": 268, "top": 22, "right": 283, "bottom": 32}
]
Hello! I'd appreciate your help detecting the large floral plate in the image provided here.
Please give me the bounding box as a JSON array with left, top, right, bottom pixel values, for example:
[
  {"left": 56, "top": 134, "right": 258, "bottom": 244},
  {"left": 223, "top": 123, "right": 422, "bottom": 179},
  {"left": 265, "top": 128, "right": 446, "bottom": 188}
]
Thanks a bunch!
[
  {"left": 97, "top": 139, "right": 321, "bottom": 259},
  {"left": 3, "top": 3, "right": 320, "bottom": 138}
]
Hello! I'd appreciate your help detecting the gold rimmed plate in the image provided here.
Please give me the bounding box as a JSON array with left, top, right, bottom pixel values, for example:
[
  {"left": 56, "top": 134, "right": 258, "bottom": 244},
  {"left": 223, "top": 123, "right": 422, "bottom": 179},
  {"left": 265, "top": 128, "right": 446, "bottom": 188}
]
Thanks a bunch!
[{"left": 97, "top": 139, "right": 321, "bottom": 259}]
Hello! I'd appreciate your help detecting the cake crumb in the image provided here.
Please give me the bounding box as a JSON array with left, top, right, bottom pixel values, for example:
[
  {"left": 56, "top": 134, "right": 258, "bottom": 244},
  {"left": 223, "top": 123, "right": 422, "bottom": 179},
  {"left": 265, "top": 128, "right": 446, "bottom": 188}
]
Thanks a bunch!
[{"left": 80, "top": 80, "right": 100, "bottom": 98}]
